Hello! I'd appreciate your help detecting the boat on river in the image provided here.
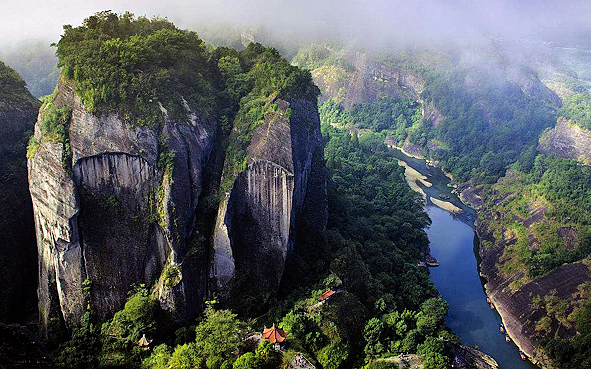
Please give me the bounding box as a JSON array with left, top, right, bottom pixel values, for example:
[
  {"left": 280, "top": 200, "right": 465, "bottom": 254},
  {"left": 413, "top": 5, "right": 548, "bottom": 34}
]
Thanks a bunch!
[
  {"left": 425, "top": 254, "right": 440, "bottom": 267},
  {"left": 500, "top": 324, "right": 505, "bottom": 333},
  {"left": 505, "top": 335, "right": 511, "bottom": 343}
]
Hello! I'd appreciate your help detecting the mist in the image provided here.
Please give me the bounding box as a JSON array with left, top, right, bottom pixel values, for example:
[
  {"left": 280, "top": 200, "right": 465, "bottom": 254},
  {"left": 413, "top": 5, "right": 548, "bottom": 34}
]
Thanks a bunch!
[{"left": 2, "top": 0, "right": 591, "bottom": 51}]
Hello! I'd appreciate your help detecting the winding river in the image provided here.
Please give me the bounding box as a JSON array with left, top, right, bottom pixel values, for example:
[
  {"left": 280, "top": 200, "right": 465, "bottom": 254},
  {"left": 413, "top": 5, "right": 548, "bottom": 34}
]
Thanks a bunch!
[{"left": 391, "top": 149, "right": 537, "bottom": 369}]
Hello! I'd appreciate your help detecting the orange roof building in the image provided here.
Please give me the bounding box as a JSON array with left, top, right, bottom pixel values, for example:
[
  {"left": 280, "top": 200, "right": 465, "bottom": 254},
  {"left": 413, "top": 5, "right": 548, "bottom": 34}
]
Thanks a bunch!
[
  {"left": 138, "top": 333, "right": 152, "bottom": 350},
  {"left": 319, "top": 289, "right": 336, "bottom": 302},
  {"left": 262, "top": 325, "right": 288, "bottom": 344}
]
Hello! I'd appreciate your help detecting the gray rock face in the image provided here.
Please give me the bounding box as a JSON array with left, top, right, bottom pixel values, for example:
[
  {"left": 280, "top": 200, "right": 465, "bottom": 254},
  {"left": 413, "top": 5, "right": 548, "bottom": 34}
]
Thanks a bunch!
[
  {"left": 28, "top": 78, "right": 215, "bottom": 335},
  {"left": 451, "top": 343, "right": 499, "bottom": 369},
  {"left": 539, "top": 118, "right": 591, "bottom": 163},
  {"left": 341, "top": 52, "right": 424, "bottom": 108},
  {"left": 211, "top": 98, "right": 326, "bottom": 303}
]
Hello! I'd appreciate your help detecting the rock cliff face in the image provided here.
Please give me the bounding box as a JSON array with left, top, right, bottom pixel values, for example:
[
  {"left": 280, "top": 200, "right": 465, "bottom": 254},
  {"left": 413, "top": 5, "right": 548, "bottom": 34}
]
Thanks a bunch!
[
  {"left": 539, "top": 118, "right": 591, "bottom": 163},
  {"left": 475, "top": 197, "right": 590, "bottom": 366},
  {"left": 451, "top": 343, "right": 499, "bottom": 369},
  {"left": 0, "top": 61, "right": 40, "bottom": 323},
  {"left": 28, "top": 78, "right": 215, "bottom": 336},
  {"left": 314, "top": 52, "right": 425, "bottom": 108},
  {"left": 211, "top": 98, "right": 326, "bottom": 305},
  {"left": 28, "top": 72, "right": 327, "bottom": 333}
]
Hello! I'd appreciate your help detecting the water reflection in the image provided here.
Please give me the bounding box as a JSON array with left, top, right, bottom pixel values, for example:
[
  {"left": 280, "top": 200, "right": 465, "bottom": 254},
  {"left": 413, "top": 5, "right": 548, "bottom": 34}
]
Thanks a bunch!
[{"left": 426, "top": 206, "right": 536, "bottom": 369}]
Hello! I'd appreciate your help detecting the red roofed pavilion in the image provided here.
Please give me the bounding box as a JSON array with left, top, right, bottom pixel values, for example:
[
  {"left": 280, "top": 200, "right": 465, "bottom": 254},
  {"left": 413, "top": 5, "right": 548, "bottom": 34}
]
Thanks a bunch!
[
  {"left": 319, "top": 289, "right": 336, "bottom": 302},
  {"left": 262, "top": 325, "right": 288, "bottom": 344}
]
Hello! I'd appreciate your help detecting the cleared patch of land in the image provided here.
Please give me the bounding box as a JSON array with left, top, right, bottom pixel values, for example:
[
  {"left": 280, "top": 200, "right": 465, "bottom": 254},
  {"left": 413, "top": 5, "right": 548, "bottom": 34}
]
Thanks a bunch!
[{"left": 377, "top": 354, "right": 423, "bottom": 369}]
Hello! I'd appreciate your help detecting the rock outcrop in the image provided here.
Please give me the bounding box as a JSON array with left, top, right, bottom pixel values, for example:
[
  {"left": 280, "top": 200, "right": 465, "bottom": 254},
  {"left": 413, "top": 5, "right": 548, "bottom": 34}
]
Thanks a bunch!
[
  {"left": 211, "top": 98, "right": 326, "bottom": 306},
  {"left": 476, "top": 217, "right": 590, "bottom": 365},
  {"left": 0, "top": 61, "right": 40, "bottom": 323},
  {"left": 539, "top": 118, "right": 591, "bottom": 163},
  {"left": 450, "top": 343, "right": 499, "bottom": 369},
  {"left": 314, "top": 52, "right": 425, "bottom": 109},
  {"left": 28, "top": 77, "right": 215, "bottom": 336}
]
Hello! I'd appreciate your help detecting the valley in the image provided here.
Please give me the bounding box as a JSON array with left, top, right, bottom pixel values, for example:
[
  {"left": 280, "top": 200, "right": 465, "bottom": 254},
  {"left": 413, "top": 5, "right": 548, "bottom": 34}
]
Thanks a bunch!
[{"left": 0, "top": 5, "right": 591, "bottom": 369}]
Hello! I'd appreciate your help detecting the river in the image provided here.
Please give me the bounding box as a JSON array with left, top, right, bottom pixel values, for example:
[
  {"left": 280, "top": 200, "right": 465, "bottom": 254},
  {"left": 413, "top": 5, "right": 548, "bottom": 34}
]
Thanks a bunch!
[{"left": 391, "top": 148, "right": 537, "bottom": 369}]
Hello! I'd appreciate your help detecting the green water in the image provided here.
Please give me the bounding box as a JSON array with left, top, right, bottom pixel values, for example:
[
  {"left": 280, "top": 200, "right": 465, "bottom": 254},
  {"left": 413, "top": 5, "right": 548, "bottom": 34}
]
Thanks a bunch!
[{"left": 392, "top": 149, "right": 537, "bottom": 369}]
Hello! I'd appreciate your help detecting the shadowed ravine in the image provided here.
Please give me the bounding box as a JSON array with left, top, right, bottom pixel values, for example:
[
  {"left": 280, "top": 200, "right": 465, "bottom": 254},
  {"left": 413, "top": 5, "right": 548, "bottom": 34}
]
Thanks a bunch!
[{"left": 391, "top": 148, "right": 537, "bottom": 369}]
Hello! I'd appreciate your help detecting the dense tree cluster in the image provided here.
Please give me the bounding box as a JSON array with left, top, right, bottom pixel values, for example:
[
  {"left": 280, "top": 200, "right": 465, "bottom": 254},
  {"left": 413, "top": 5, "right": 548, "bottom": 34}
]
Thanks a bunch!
[
  {"left": 559, "top": 92, "right": 591, "bottom": 129},
  {"left": 54, "top": 11, "right": 317, "bottom": 130},
  {"left": 55, "top": 11, "right": 217, "bottom": 127},
  {"left": 319, "top": 97, "right": 422, "bottom": 142}
]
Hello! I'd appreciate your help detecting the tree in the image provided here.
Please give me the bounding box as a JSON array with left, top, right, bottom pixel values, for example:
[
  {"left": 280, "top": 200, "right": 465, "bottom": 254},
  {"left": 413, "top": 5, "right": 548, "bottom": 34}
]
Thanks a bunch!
[
  {"left": 195, "top": 308, "right": 246, "bottom": 369},
  {"left": 317, "top": 345, "right": 349, "bottom": 369},
  {"left": 416, "top": 337, "right": 445, "bottom": 358},
  {"left": 401, "top": 329, "right": 422, "bottom": 353},
  {"left": 102, "top": 287, "right": 157, "bottom": 343},
  {"left": 233, "top": 353, "right": 261, "bottom": 369},
  {"left": 255, "top": 341, "right": 281, "bottom": 369},
  {"left": 416, "top": 313, "right": 438, "bottom": 336},
  {"left": 167, "top": 343, "right": 202, "bottom": 369},
  {"left": 367, "top": 361, "right": 398, "bottom": 369},
  {"left": 423, "top": 352, "right": 448, "bottom": 369},
  {"left": 142, "top": 344, "right": 172, "bottom": 369},
  {"left": 364, "top": 318, "right": 385, "bottom": 359}
]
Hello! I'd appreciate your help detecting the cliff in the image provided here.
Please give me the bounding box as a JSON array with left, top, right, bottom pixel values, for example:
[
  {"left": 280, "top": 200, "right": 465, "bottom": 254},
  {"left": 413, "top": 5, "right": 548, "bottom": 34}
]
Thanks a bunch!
[
  {"left": 0, "top": 60, "right": 40, "bottom": 323},
  {"left": 477, "top": 217, "right": 589, "bottom": 365},
  {"left": 28, "top": 77, "right": 215, "bottom": 336},
  {"left": 211, "top": 97, "right": 327, "bottom": 311},
  {"left": 539, "top": 118, "right": 591, "bottom": 163},
  {"left": 451, "top": 343, "right": 499, "bottom": 369},
  {"left": 473, "top": 168, "right": 591, "bottom": 366},
  {"left": 311, "top": 51, "right": 426, "bottom": 108}
]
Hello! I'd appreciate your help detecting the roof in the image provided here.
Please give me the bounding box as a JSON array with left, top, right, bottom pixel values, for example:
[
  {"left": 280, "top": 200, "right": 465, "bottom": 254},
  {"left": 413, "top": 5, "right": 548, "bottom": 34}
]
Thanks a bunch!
[
  {"left": 262, "top": 325, "right": 287, "bottom": 344},
  {"left": 138, "top": 334, "right": 151, "bottom": 347},
  {"left": 319, "top": 290, "right": 336, "bottom": 301}
]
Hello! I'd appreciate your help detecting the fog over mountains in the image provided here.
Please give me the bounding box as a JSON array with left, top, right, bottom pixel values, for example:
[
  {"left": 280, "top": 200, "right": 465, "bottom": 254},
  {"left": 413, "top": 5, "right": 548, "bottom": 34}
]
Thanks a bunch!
[{"left": 2, "top": 0, "right": 591, "bottom": 49}]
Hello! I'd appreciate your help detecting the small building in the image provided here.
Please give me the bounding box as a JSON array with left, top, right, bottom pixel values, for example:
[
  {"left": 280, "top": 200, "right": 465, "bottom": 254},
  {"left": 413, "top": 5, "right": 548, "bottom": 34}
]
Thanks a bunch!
[
  {"left": 262, "top": 325, "right": 288, "bottom": 350},
  {"left": 138, "top": 333, "right": 153, "bottom": 350},
  {"left": 318, "top": 290, "right": 336, "bottom": 304}
]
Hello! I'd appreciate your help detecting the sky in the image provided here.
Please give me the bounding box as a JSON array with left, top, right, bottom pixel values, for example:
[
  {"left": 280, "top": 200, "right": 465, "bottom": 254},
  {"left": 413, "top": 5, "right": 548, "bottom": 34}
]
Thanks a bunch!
[{"left": 1, "top": 0, "right": 591, "bottom": 49}]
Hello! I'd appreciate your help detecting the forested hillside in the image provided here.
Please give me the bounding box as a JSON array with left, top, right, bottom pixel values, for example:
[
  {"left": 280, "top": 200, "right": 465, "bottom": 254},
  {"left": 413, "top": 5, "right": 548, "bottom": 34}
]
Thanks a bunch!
[{"left": 0, "top": 41, "right": 59, "bottom": 97}]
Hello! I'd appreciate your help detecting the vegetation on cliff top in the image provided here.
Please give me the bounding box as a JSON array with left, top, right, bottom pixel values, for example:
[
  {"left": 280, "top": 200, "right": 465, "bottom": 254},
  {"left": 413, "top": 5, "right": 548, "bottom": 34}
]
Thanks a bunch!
[
  {"left": 55, "top": 11, "right": 217, "bottom": 127},
  {"left": 0, "top": 60, "right": 40, "bottom": 113},
  {"left": 218, "top": 43, "right": 319, "bottom": 191},
  {"left": 559, "top": 92, "right": 591, "bottom": 130}
]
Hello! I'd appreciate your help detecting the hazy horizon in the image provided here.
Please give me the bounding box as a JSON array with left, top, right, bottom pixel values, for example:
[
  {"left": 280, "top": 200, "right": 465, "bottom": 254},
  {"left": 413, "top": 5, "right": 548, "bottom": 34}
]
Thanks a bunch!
[{"left": 2, "top": 0, "right": 591, "bottom": 51}]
